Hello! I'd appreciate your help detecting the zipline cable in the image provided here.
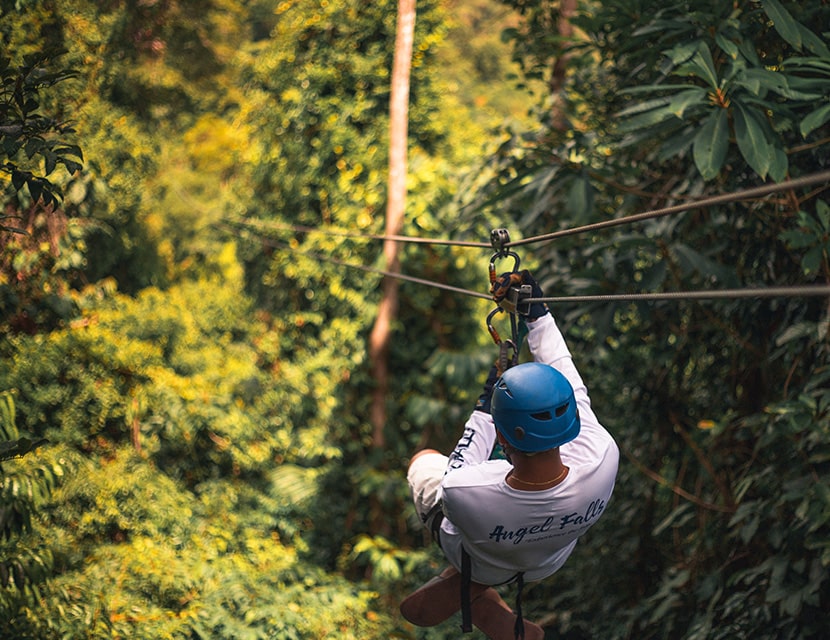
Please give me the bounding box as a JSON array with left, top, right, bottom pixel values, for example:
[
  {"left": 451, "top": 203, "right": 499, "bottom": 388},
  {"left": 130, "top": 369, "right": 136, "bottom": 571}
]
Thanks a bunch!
[
  {"left": 222, "top": 222, "right": 491, "bottom": 300},
  {"left": 533, "top": 285, "right": 830, "bottom": 304},
  {"left": 222, "top": 222, "right": 830, "bottom": 304},
  {"left": 224, "top": 169, "right": 830, "bottom": 249},
  {"left": 223, "top": 218, "right": 489, "bottom": 249},
  {"left": 508, "top": 170, "right": 830, "bottom": 247}
]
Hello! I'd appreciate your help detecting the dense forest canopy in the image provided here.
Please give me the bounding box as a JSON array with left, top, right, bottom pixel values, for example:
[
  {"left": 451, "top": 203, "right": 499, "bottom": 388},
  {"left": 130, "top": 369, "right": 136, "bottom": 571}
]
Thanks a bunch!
[{"left": 1, "top": 1, "right": 829, "bottom": 638}]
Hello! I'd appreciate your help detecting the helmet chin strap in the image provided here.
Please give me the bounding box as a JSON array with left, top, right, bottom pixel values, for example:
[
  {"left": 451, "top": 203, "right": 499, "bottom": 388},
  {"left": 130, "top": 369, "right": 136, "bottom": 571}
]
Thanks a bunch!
[{"left": 496, "top": 432, "right": 512, "bottom": 462}]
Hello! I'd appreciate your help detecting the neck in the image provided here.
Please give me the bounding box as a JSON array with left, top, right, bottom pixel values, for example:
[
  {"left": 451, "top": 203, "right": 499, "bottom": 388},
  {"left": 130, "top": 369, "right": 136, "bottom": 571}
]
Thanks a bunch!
[{"left": 506, "top": 448, "right": 568, "bottom": 490}]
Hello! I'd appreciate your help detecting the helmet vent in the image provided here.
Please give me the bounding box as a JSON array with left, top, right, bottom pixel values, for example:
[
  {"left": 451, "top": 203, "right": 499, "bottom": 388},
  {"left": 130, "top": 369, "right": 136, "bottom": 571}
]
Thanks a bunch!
[
  {"left": 554, "top": 402, "right": 570, "bottom": 417},
  {"left": 530, "top": 411, "right": 551, "bottom": 421}
]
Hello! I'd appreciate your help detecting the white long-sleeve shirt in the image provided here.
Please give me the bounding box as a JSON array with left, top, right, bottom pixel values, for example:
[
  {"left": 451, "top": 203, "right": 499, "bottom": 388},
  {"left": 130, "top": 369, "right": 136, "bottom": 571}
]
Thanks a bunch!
[{"left": 438, "top": 313, "right": 620, "bottom": 585}]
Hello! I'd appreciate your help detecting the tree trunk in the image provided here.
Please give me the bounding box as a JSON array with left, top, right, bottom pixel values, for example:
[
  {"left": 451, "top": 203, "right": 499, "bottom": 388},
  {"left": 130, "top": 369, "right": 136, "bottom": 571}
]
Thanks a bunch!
[{"left": 368, "top": 0, "right": 416, "bottom": 451}]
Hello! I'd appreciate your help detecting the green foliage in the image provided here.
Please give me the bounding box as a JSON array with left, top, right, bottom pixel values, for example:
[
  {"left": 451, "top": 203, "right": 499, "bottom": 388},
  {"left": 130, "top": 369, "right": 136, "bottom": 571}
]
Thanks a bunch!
[
  {"left": 0, "top": 53, "right": 83, "bottom": 210},
  {"left": 470, "top": 0, "right": 830, "bottom": 637},
  {"left": 2, "top": 326, "right": 141, "bottom": 448},
  {"left": 347, "top": 534, "right": 430, "bottom": 585},
  {"left": 225, "top": 4, "right": 497, "bottom": 579},
  {"left": 0, "top": 43, "right": 86, "bottom": 335},
  {"left": 18, "top": 451, "right": 387, "bottom": 640},
  {"left": 780, "top": 201, "right": 830, "bottom": 277},
  {"left": 0, "top": 393, "right": 48, "bottom": 463},
  {"left": 595, "top": 0, "right": 829, "bottom": 182},
  {"left": 0, "top": 1, "right": 504, "bottom": 638},
  {"left": 2, "top": 0, "right": 828, "bottom": 638},
  {"left": 0, "top": 391, "right": 65, "bottom": 632},
  {"left": 238, "top": 0, "right": 407, "bottom": 224},
  {"left": 232, "top": 0, "right": 458, "bottom": 313},
  {"left": 0, "top": 202, "right": 84, "bottom": 335}
]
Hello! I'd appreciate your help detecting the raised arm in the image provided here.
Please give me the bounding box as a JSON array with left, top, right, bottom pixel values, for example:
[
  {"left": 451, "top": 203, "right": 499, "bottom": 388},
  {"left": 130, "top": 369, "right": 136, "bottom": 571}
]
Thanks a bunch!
[
  {"left": 492, "top": 270, "right": 599, "bottom": 432},
  {"left": 446, "top": 362, "right": 500, "bottom": 471}
]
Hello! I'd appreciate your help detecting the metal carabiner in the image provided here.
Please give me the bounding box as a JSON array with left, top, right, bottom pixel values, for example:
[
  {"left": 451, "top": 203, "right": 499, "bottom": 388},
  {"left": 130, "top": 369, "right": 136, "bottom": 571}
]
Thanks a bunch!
[
  {"left": 485, "top": 228, "right": 522, "bottom": 370},
  {"left": 498, "top": 339, "right": 519, "bottom": 374},
  {"left": 488, "top": 251, "right": 521, "bottom": 288},
  {"left": 486, "top": 301, "right": 521, "bottom": 370},
  {"left": 486, "top": 307, "right": 504, "bottom": 345}
]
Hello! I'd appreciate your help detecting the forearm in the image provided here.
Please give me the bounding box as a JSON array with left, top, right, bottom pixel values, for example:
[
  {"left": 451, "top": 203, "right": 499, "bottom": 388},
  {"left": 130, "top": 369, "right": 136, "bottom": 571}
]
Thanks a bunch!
[
  {"left": 526, "top": 314, "right": 590, "bottom": 407},
  {"left": 446, "top": 410, "right": 497, "bottom": 471}
]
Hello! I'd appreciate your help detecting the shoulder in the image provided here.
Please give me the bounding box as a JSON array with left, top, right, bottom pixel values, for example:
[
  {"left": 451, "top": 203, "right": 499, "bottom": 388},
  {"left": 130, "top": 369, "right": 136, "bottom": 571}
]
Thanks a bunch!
[{"left": 442, "top": 460, "right": 511, "bottom": 490}]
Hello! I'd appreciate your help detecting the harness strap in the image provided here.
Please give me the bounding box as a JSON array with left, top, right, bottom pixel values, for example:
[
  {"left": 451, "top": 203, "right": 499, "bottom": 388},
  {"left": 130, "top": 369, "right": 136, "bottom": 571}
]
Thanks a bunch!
[
  {"left": 427, "top": 503, "right": 444, "bottom": 547},
  {"left": 458, "top": 556, "right": 528, "bottom": 638},
  {"left": 460, "top": 547, "right": 473, "bottom": 632},
  {"left": 514, "top": 572, "right": 526, "bottom": 639}
]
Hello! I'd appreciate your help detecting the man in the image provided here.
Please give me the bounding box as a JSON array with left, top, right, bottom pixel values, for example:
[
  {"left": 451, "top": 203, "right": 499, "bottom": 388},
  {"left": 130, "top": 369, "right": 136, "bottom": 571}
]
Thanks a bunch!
[{"left": 401, "top": 271, "right": 620, "bottom": 639}]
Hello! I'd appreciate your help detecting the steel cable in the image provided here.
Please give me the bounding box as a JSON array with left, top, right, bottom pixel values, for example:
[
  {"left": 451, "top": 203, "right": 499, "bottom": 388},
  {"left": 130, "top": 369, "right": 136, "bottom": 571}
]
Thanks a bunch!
[
  {"left": 533, "top": 285, "right": 830, "bottom": 304},
  {"left": 223, "top": 218, "right": 489, "bottom": 249},
  {"left": 221, "top": 222, "right": 491, "bottom": 300},
  {"left": 508, "top": 170, "right": 830, "bottom": 247},
  {"left": 223, "top": 222, "right": 830, "bottom": 304},
  {"left": 220, "top": 169, "right": 830, "bottom": 303},
  {"left": 227, "top": 169, "right": 830, "bottom": 249}
]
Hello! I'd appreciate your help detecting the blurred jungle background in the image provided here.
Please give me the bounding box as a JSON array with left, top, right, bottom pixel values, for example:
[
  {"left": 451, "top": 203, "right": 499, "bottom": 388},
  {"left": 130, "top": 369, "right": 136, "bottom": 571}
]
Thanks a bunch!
[{"left": 1, "top": 1, "right": 829, "bottom": 638}]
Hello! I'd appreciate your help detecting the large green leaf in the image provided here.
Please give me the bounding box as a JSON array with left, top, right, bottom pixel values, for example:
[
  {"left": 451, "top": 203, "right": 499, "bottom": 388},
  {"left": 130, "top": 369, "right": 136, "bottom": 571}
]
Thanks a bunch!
[
  {"left": 769, "top": 145, "right": 789, "bottom": 182},
  {"left": 566, "top": 171, "right": 594, "bottom": 223},
  {"left": 733, "top": 102, "right": 773, "bottom": 179},
  {"left": 615, "top": 95, "right": 672, "bottom": 118},
  {"left": 616, "top": 102, "right": 679, "bottom": 133},
  {"left": 800, "top": 103, "right": 830, "bottom": 138},
  {"left": 667, "top": 87, "right": 708, "bottom": 118},
  {"left": 800, "top": 26, "right": 830, "bottom": 58},
  {"left": 783, "top": 57, "right": 830, "bottom": 76},
  {"left": 671, "top": 41, "right": 719, "bottom": 89},
  {"left": 734, "top": 67, "right": 788, "bottom": 97},
  {"left": 776, "top": 75, "right": 830, "bottom": 100},
  {"left": 693, "top": 108, "right": 729, "bottom": 180},
  {"left": 620, "top": 84, "right": 705, "bottom": 96},
  {"left": 761, "top": 0, "right": 803, "bottom": 50},
  {"left": 715, "top": 31, "right": 740, "bottom": 60},
  {"left": 802, "top": 245, "right": 824, "bottom": 275}
]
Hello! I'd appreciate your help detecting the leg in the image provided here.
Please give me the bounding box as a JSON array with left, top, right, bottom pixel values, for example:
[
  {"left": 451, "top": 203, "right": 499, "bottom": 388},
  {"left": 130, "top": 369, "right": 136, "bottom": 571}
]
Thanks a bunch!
[
  {"left": 406, "top": 449, "right": 449, "bottom": 536},
  {"left": 400, "top": 570, "right": 544, "bottom": 639},
  {"left": 470, "top": 589, "right": 545, "bottom": 640},
  {"left": 399, "top": 566, "right": 489, "bottom": 626},
  {"left": 403, "top": 450, "right": 545, "bottom": 638},
  {"left": 409, "top": 448, "right": 442, "bottom": 464}
]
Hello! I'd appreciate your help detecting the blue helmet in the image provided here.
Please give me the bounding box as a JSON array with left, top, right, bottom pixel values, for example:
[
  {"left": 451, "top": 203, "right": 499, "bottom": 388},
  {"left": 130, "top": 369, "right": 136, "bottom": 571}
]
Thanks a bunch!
[{"left": 491, "top": 362, "right": 580, "bottom": 452}]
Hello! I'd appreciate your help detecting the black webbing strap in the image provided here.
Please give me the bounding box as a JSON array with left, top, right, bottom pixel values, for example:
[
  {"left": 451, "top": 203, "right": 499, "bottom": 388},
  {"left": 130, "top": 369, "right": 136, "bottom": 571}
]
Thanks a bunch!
[
  {"left": 514, "top": 572, "right": 526, "bottom": 639},
  {"left": 427, "top": 503, "right": 444, "bottom": 548},
  {"left": 460, "top": 547, "right": 473, "bottom": 632}
]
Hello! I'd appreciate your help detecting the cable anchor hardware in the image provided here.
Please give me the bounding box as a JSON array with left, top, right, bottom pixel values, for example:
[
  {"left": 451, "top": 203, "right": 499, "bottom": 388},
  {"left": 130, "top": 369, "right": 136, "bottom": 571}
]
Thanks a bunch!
[
  {"left": 490, "top": 228, "right": 511, "bottom": 258},
  {"left": 488, "top": 229, "right": 520, "bottom": 287},
  {"left": 499, "top": 282, "right": 533, "bottom": 315}
]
